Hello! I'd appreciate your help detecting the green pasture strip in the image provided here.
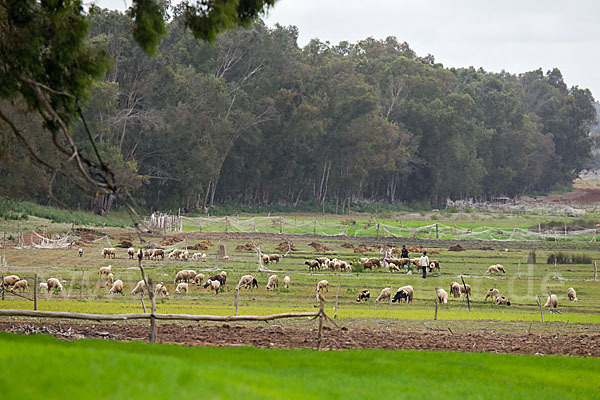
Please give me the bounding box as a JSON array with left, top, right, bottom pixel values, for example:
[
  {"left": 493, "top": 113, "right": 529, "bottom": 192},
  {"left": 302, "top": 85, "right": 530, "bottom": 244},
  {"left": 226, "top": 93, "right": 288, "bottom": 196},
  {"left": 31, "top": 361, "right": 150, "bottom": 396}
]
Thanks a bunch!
[
  {"left": 2, "top": 300, "right": 599, "bottom": 324},
  {"left": 0, "top": 333, "right": 599, "bottom": 400}
]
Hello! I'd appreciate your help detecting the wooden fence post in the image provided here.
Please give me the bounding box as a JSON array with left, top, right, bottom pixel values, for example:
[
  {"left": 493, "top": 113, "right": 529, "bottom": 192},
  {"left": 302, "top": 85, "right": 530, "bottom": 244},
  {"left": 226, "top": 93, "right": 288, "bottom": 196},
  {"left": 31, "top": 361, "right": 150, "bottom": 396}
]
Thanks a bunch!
[
  {"left": 225, "top": 216, "right": 228, "bottom": 233},
  {"left": 313, "top": 219, "right": 316, "bottom": 235},
  {"left": 34, "top": 274, "right": 37, "bottom": 311},
  {"left": 536, "top": 295, "right": 544, "bottom": 323},
  {"left": 594, "top": 261, "right": 597, "bottom": 281},
  {"left": 235, "top": 286, "right": 240, "bottom": 316},
  {"left": 79, "top": 271, "right": 85, "bottom": 301},
  {"left": 554, "top": 255, "right": 558, "bottom": 279},
  {"left": 317, "top": 295, "right": 325, "bottom": 351},
  {"left": 460, "top": 276, "right": 470, "bottom": 312},
  {"left": 435, "top": 223, "right": 439, "bottom": 239},
  {"left": 279, "top": 216, "right": 283, "bottom": 234},
  {"left": 1, "top": 275, "right": 4, "bottom": 301},
  {"left": 434, "top": 288, "right": 438, "bottom": 320},
  {"left": 149, "top": 277, "right": 157, "bottom": 343},
  {"left": 334, "top": 283, "right": 341, "bottom": 319},
  {"left": 376, "top": 223, "right": 380, "bottom": 239}
]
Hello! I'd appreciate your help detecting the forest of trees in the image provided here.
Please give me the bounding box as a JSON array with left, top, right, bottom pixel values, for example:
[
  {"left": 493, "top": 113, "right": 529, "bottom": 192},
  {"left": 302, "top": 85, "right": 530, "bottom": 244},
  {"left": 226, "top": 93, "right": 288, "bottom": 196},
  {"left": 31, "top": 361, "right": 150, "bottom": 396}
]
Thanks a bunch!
[{"left": 0, "top": 7, "right": 597, "bottom": 213}]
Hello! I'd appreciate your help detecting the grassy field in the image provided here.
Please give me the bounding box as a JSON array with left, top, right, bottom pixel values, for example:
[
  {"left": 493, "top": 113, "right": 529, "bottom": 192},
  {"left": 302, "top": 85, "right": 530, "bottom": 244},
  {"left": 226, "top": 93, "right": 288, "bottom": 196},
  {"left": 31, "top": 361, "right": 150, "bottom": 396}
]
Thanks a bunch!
[{"left": 0, "top": 332, "right": 598, "bottom": 399}]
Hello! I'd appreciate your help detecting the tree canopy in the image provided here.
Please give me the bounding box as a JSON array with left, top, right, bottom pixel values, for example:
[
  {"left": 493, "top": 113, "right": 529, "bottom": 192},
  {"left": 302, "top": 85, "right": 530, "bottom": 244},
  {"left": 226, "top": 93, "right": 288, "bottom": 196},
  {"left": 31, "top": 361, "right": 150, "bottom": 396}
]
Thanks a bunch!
[{"left": 0, "top": 3, "right": 597, "bottom": 213}]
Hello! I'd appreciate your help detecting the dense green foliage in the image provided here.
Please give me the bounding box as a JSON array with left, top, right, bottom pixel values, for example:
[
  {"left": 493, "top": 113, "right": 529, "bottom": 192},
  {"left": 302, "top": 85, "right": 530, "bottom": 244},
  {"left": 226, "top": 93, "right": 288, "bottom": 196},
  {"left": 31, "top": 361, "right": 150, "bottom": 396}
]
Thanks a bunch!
[
  {"left": 0, "top": 333, "right": 598, "bottom": 399},
  {"left": 0, "top": 5, "right": 596, "bottom": 213}
]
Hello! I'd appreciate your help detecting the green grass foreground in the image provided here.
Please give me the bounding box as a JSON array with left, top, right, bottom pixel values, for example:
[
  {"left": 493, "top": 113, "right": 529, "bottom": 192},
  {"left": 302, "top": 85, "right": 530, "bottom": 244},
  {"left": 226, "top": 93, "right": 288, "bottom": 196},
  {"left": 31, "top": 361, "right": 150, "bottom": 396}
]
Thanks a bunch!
[{"left": 0, "top": 333, "right": 598, "bottom": 399}]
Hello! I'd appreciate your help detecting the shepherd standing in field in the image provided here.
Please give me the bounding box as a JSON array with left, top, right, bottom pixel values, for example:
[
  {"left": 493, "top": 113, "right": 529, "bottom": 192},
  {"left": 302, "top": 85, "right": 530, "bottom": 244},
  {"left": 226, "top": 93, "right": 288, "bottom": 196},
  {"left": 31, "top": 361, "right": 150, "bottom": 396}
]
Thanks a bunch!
[
  {"left": 401, "top": 245, "right": 409, "bottom": 259},
  {"left": 419, "top": 251, "right": 429, "bottom": 279}
]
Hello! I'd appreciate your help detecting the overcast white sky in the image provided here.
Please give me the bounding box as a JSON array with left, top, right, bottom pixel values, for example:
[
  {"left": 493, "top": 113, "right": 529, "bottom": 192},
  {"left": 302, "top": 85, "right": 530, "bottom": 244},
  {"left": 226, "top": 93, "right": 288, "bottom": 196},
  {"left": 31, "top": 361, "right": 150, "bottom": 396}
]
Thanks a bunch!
[{"left": 91, "top": 0, "right": 600, "bottom": 99}]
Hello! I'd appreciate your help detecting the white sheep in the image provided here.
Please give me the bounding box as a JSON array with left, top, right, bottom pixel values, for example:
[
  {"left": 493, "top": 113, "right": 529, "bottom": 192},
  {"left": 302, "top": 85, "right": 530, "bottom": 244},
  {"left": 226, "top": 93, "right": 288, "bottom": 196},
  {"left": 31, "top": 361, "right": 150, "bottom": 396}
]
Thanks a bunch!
[
  {"left": 155, "top": 283, "right": 169, "bottom": 297},
  {"left": 174, "top": 270, "right": 192, "bottom": 283},
  {"left": 99, "top": 265, "right": 112, "bottom": 278},
  {"left": 567, "top": 287, "right": 578, "bottom": 302},
  {"left": 283, "top": 276, "right": 290, "bottom": 289},
  {"left": 47, "top": 278, "right": 63, "bottom": 293},
  {"left": 544, "top": 294, "right": 558, "bottom": 308},
  {"left": 487, "top": 265, "right": 499, "bottom": 274},
  {"left": 207, "top": 279, "right": 221, "bottom": 294},
  {"left": 179, "top": 250, "right": 190, "bottom": 261},
  {"left": 109, "top": 279, "right": 123, "bottom": 294},
  {"left": 127, "top": 247, "right": 136, "bottom": 259},
  {"left": 39, "top": 282, "right": 48, "bottom": 291},
  {"left": 316, "top": 280, "right": 329, "bottom": 293},
  {"left": 236, "top": 275, "right": 255, "bottom": 289},
  {"left": 375, "top": 287, "right": 392, "bottom": 302},
  {"left": 78, "top": 248, "right": 83, "bottom": 257},
  {"left": 176, "top": 282, "right": 189, "bottom": 293},
  {"left": 436, "top": 288, "right": 448, "bottom": 304},
  {"left": 10, "top": 279, "right": 28, "bottom": 293},
  {"left": 266, "top": 275, "right": 279, "bottom": 291},
  {"left": 131, "top": 280, "right": 147, "bottom": 295},
  {"left": 168, "top": 249, "right": 181, "bottom": 259}
]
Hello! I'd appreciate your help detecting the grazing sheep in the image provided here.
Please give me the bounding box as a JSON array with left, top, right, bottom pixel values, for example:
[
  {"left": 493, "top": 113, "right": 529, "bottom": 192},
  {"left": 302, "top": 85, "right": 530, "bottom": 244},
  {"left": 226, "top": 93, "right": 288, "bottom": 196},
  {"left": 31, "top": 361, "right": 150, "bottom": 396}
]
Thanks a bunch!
[
  {"left": 567, "top": 287, "right": 578, "bottom": 302},
  {"left": 544, "top": 294, "right": 558, "bottom": 308},
  {"left": 220, "top": 271, "right": 227, "bottom": 283},
  {"left": 283, "top": 276, "right": 290, "bottom": 289},
  {"left": 315, "top": 257, "right": 330, "bottom": 268},
  {"left": 375, "top": 287, "right": 392, "bottom": 303},
  {"left": 10, "top": 279, "right": 28, "bottom": 293},
  {"left": 368, "top": 258, "right": 382, "bottom": 269},
  {"left": 388, "top": 263, "right": 401, "bottom": 272},
  {"left": 487, "top": 265, "right": 499, "bottom": 274},
  {"left": 109, "top": 279, "right": 123, "bottom": 294},
  {"left": 222, "top": 255, "right": 230, "bottom": 261},
  {"left": 428, "top": 260, "right": 440, "bottom": 272},
  {"left": 194, "top": 273, "right": 206, "bottom": 285},
  {"left": 459, "top": 283, "right": 472, "bottom": 297},
  {"left": 39, "top": 282, "right": 48, "bottom": 291},
  {"left": 392, "top": 285, "right": 414, "bottom": 303},
  {"left": 266, "top": 275, "right": 279, "bottom": 291},
  {"left": 262, "top": 254, "right": 270, "bottom": 264},
  {"left": 356, "top": 290, "right": 370, "bottom": 302},
  {"left": 186, "top": 270, "right": 198, "bottom": 281},
  {"left": 47, "top": 278, "right": 63, "bottom": 293},
  {"left": 155, "top": 283, "right": 169, "bottom": 297},
  {"left": 496, "top": 264, "right": 506, "bottom": 273},
  {"left": 495, "top": 296, "right": 511, "bottom": 306},
  {"left": 78, "top": 248, "right": 83, "bottom": 257},
  {"left": 484, "top": 288, "right": 500, "bottom": 302},
  {"left": 2, "top": 275, "right": 20, "bottom": 287},
  {"left": 204, "top": 279, "right": 221, "bottom": 294},
  {"left": 99, "top": 265, "right": 112, "bottom": 278},
  {"left": 305, "top": 259, "right": 320, "bottom": 271},
  {"left": 436, "top": 288, "right": 448, "bottom": 304},
  {"left": 191, "top": 252, "right": 206, "bottom": 261},
  {"left": 175, "top": 282, "right": 189, "bottom": 294},
  {"left": 151, "top": 248, "right": 164, "bottom": 260},
  {"left": 137, "top": 248, "right": 144, "bottom": 260},
  {"left": 101, "top": 248, "right": 116, "bottom": 259},
  {"left": 127, "top": 247, "right": 136, "bottom": 259},
  {"left": 360, "top": 260, "right": 373, "bottom": 271},
  {"left": 168, "top": 249, "right": 181, "bottom": 259},
  {"left": 205, "top": 273, "right": 226, "bottom": 287},
  {"left": 449, "top": 282, "right": 462, "bottom": 298},
  {"left": 105, "top": 273, "right": 115, "bottom": 287},
  {"left": 131, "top": 280, "right": 147, "bottom": 295},
  {"left": 316, "top": 280, "right": 329, "bottom": 293},
  {"left": 174, "top": 270, "right": 193, "bottom": 283},
  {"left": 236, "top": 275, "right": 255, "bottom": 289},
  {"left": 179, "top": 250, "right": 190, "bottom": 261}
]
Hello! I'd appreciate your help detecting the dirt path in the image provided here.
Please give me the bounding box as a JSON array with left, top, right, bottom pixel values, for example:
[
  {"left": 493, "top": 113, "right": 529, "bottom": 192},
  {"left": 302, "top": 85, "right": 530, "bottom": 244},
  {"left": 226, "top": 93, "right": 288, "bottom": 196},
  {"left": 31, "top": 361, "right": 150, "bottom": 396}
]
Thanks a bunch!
[{"left": 1, "top": 321, "right": 598, "bottom": 357}]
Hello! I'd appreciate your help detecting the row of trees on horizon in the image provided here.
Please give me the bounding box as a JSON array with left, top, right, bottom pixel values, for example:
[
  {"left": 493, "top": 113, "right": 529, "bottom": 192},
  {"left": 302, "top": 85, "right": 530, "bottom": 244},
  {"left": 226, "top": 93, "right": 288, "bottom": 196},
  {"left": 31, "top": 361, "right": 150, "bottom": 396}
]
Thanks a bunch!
[{"left": 0, "top": 7, "right": 596, "bottom": 214}]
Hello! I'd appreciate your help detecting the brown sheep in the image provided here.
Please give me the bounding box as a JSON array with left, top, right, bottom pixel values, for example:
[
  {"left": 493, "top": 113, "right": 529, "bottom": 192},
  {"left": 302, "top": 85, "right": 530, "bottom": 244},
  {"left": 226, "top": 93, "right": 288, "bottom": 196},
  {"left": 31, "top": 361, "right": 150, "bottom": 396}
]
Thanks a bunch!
[
  {"left": 368, "top": 258, "right": 381, "bottom": 268},
  {"left": 375, "top": 287, "right": 392, "bottom": 302},
  {"left": 449, "top": 282, "right": 462, "bottom": 298},
  {"left": 174, "top": 270, "right": 192, "bottom": 283},
  {"left": 268, "top": 254, "right": 281, "bottom": 264},
  {"left": 127, "top": 247, "right": 136, "bottom": 259},
  {"left": 151, "top": 248, "right": 164, "bottom": 260},
  {"left": 262, "top": 254, "right": 270, "bottom": 264},
  {"left": 155, "top": 283, "right": 169, "bottom": 297},
  {"left": 105, "top": 273, "right": 115, "bottom": 287},
  {"left": 236, "top": 275, "right": 255, "bottom": 290},
  {"left": 315, "top": 257, "right": 329, "bottom": 267},
  {"left": 2, "top": 275, "right": 20, "bottom": 288},
  {"left": 10, "top": 279, "right": 28, "bottom": 293},
  {"left": 484, "top": 288, "right": 500, "bottom": 302},
  {"left": 194, "top": 273, "right": 206, "bottom": 285},
  {"left": 428, "top": 260, "right": 440, "bottom": 272},
  {"left": 305, "top": 259, "right": 320, "bottom": 271}
]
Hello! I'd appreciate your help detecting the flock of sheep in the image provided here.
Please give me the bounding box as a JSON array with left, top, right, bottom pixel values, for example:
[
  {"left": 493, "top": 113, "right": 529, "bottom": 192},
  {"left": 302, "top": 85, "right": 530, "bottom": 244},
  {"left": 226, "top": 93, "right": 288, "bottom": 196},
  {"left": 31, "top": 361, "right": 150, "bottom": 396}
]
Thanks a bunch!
[{"left": 0, "top": 245, "right": 581, "bottom": 314}]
